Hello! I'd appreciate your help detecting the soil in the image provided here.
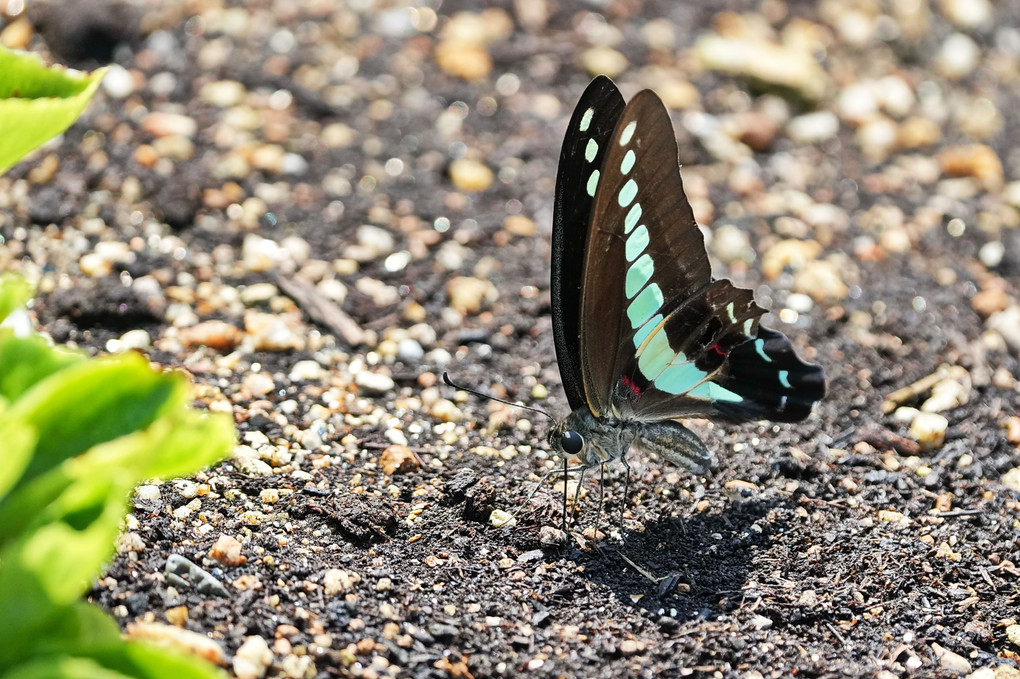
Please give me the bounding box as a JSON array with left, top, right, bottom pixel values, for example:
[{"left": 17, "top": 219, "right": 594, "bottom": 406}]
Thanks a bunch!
[{"left": 3, "top": 1, "right": 1020, "bottom": 678}]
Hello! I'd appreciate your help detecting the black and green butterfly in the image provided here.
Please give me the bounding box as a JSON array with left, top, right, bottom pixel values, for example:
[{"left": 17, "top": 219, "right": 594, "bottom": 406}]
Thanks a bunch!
[{"left": 548, "top": 76, "right": 825, "bottom": 477}]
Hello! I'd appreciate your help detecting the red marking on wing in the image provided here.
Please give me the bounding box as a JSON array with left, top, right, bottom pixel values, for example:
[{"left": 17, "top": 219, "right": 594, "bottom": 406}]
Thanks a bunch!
[
  {"left": 621, "top": 374, "right": 643, "bottom": 396},
  {"left": 707, "top": 343, "right": 727, "bottom": 358}
]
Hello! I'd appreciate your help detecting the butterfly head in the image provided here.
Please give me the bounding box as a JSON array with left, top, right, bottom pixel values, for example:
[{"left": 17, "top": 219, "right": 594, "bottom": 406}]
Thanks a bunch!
[{"left": 548, "top": 407, "right": 635, "bottom": 468}]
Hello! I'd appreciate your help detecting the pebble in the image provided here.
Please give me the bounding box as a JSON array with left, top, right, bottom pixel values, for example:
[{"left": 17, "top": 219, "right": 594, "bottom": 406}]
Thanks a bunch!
[
  {"left": 281, "top": 153, "right": 308, "bottom": 176},
  {"left": 939, "top": 145, "right": 1003, "bottom": 189},
  {"left": 117, "top": 328, "right": 152, "bottom": 352},
  {"left": 932, "top": 642, "right": 972, "bottom": 674},
  {"left": 243, "top": 372, "right": 276, "bottom": 397},
  {"left": 579, "top": 46, "right": 629, "bottom": 78},
  {"left": 503, "top": 215, "right": 537, "bottom": 238},
  {"left": 787, "top": 111, "right": 840, "bottom": 144},
  {"left": 896, "top": 117, "right": 942, "bottom": 149},
  {"left": 987, "top": 306, "right": 1020, "bottom": 351},
  {"left": 141, "top": 112, "right": 198, "bottom": 138},
  {"left": 1006, "top": 624, "right": 1020, "bottom": 646},
  {"left": 345, "top": 224, "right": 395, "bottom": 262},
  {"left": 355, "top": 370, "right": 395, "bottom": 395},
  {"left": 762, "top": 239, "right": 823, "bottom": 279},
  {"left": 793, "top": 260, "right": 849, "bottom": 302},
  {"left": 288, "top": 359, "right": 327, "bottom": 382},
  {"left": 233, "top": 636, "right": 273, "bottom": 679},
  {"left": 1002, "top": 468, "right": 1020, "bottom": 493},
  {"left": 242, "top": 234, "right": 288, "bottom": 273},
  {"left": 125, "top": 622, "right": 225, "bottom": 665},
  {"left": 136, "top": 484, "right": 161, "bottom": 501},
  {"left": 244, "top": 310, "right": 305, "bottom": 351},
  {"left": 449, "top": 158, "right": 494, "bottom": 192},
  {"left": 921, "top": 378, "right": 969, "bottom": 413},
  {"left": 323, "top": 568, "right": 361, "bottom": 596},
  {"left": 446, "top": 276, "right": 498, "bottom": 314},
  {"left": 837, "top": 83, "right": 879, "bottom": 125},
  {"left": 380, "top": 444, "right": 420, "bottom": 475},
  {"left": 102, "top": 64, "right": 135, "bottom": 98},
  {"left": 936, "top": 33, "right": 981, "bottom": 80},
  {"left": 909, "top": 411, "right": 948, "bottom": 451},
  {"left": 939, "top": 0, "right": 993, "bottom": 28},
  {"left": 178, "top": 320, "right": 244, "bottom": 351},
  {"left": 712, "top": 224, "right": 754, "bottom": 264},
  {"left": 209, "top": 534, "right": 247, "bottom": 567},
  {"left": 355, "top": 277, "right": 400, "bottom": 306},
  {"left": 694, "top": 34, "right": 827, "bottom": 103},
  {"left": 397, "top": 338, "right": 425, "bottom": 363},
  {"left": 200, "top": 80, "right": 247, "bottom": 107},
  {"left": 116, "top": 531, "right": 146, "bottom": 554},
  {"left": 978, "top": 241, "right": 1004, "bottom": 268},
  {"left": 856, "top": 117, "right": 898, "bottom": 163},
  {"left": 490, "top": 509, "right": 516, "bottom": 527},
  {"left": 434, "top": 41, "right": 492, "bottom": 81}
]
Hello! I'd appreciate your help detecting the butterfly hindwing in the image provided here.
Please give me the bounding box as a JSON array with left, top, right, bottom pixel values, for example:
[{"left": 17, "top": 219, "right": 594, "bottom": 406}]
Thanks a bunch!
[{"left": 552, "top": 76, "right": 626, "bottom": 412}]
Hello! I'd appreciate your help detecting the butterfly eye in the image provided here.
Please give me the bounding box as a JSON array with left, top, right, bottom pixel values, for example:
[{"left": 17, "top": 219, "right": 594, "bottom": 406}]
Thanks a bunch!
[{"left": 560, "top": 431, "right": 584, "bottom": 455}]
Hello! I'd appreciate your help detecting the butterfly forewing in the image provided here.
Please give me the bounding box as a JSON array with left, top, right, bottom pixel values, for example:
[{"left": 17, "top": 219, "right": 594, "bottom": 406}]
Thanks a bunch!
[
  {"left": 575, "top": 86, "right": 824, "bottom": 423},
  {"left": 552, "top": 76, "right": 626, "bottom": 411}
]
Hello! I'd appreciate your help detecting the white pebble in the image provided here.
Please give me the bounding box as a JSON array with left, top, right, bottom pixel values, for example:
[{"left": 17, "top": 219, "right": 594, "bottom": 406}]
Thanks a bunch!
[
  {"left": 102, "top": 64, "right": 135, "bottom": 99},
  {"left": 937, "top": 33, "right": 981, "bottom": 80},
  {"left": 397, "top": 338, "right": 424, "bottom": 363},
  {"left": 787, "top": 111, "right": 839, "bottom": 144},
  {"left": 909, "top": 411, "right": 948, "bottom": 450},
  {"left": 281, "top": 153, "right": 309, "bottom": 175},
  {"left": 978, "top": 241, "right": 1004, "bottom": 268},
  {"left": 289, "top": 359, "right": 328, "bottom": 382},
  {"left": 136, "top": 484, "right": 161, "bottom": 501},
  {"left": 355, "top": 370, "right": 395, "bottom": 394}
]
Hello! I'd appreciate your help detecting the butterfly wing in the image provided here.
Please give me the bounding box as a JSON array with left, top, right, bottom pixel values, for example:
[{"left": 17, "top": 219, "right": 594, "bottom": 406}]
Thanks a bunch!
[
  {"left": 578, "top": 88, "right": 825, "bottom": 423},
  {"left": 551, "top": 76, "right": 626, "bottom": 411}
]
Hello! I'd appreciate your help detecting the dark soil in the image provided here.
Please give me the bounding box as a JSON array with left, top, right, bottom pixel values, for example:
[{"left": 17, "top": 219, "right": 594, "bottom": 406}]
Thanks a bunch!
[{"left": 3, "top": 0, "right": 1020, "bottom": 678}]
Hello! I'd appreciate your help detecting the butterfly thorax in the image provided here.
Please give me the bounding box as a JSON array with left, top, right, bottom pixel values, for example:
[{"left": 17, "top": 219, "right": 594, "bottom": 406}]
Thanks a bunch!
[{"left": 549, "top": 407, "right": 713, "bottom": 475}]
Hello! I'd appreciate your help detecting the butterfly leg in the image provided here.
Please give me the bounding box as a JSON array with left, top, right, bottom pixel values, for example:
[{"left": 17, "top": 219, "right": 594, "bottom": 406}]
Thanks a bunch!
[
  {"left": 570, "top": 466, "right": 588, "bottom": 527},
  {"left": 619, "top": 453, "right": 632, "bottom": 532},
  {"left": 593, "top": 462, "right": 607, "bottom": 541},
  {"left": 498, "top": 459, "right": 588, "bottom": 528}
]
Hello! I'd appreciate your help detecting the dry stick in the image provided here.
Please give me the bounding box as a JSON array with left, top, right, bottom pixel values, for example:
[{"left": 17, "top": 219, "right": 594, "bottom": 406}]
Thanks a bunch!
[{"left": 274, "top": 272, "right": 365, "bottom": 347}]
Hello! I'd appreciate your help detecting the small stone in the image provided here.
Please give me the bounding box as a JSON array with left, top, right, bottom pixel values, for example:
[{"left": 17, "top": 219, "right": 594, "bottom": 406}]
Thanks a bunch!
[
  {"left": 897, "top": 117, "right": 942, "bottom": 149},
  {"left": 102, "top": 64, "right": 135, "bottom": 98},
  {"left": 141, "top": 112, "right": 197, "bottom": 138},
  {"left": 242, "top": 372, "right": 276, "bottom": 398},
  {"left": 619, "top": 639, "right": 643, "bottom": 655},
  {"left": 932, "top": 642, "right": 972, "bottom": 674},
  {"left": 116, "top": 532, "right": 146, "bottom": 554},
  {"left": 244, "top": 310, "right": 305, "bottom": 352},
  {"left": 979, "top": 241, "right": 1005, "bottom": 268},
  {"left": 323, "top": 568, "right": 361, "bottom": 596},
  {"left": 380, "top": 445, "right": 420, "bottom": 475},
  {"left": 435, "top": 41, "right": 492, "bottom": 81},
  {"left": 921, "top": 378, "right": 969, "bottom": 413},
  {"left": 1001, "top": 468, "right": 1020, "bottom": 493},
  {"left": 579, "top": 45, "right": 629, "bottom": 78},
  {"left": 251, "top": 144, "right": 286, "bottom": 173},
  {"left": 939, "top": 0, "right": 992, "bottom": 27},
  {"left": 200, "top": 80, "right": 246, "bottom": 107},
  {"left": 503, "top": 215, "right": 536, "bottom": 237},
  {"left": 793, "top": 260, "right": 849, "bottom": 302},
  {"left": 971, "top": 287, "right": 1008, "bottom": 317},
  {"left": 446, "top": 276, "right": 498, "bottom": 314},
  {"left": 136, "top": 485, "right": 161, "bottom": 501},
  {"left": 376, "top": 577, "right": 393, "bottom": 592},
  {"left": 712, "top": 225, "right": 753, "bottom": 264},
  {"left": 937, "top": 33, "right": 981, "bottom": 80},
  {"left": 125, "top": 622, "right": 224, "bottom": 665},
  {"left": 939, "top": 145, "right": 1003, "bottom": 190},
  {"left": 118, "top": 328, "right": 152, "bottom": 351},
  {"left": 531, "top": 383, "right": 548, "bottom": 400},
  {"left": 209, "top": 534, "right": 247, "bottom": 567},
  {"left": 288, "top": 360, "right": 327, "bottom": 382},
  {"left": 397, "top": 338, "right": 425, "bottom": 363},
  {"left": 281, "top": 153, "right": 308, "bottom": 176},
  {"left": 761, "top": 239, "right": 823, "bottom": 279},
  {"left": 165, "top": 606, "right": 188, "bottom": 627},
  {"left": 355, "top": 370, "right": 395, "bottom": 395},
  {"left": 539, "top": 525, "right": 567, "bottom": 546},
  {"left": 695, "top": 33, "right": 827, "bottom": 103},
  {"left": 233, "top": 636, "right": 273, "bottom": 679},
  {"left": 345, "top": 224, "right": 395, "bottom": 262},
  {"left": 242, "top": 234, "right": 288, "bottom": 273},
  {"left": 1006, "top": 416, "right": 1020, "bottom": 444},
  {"left": 1005, "top": 623, "right": 1020, "bottom": 646},
  {"left": 490, "top": 509, "right": 517, "bottom": 527},
  {"left": 837, "top": 82, "right": 879, "bottom": 125},
  {"left": 987, "top": 306, "right": 1020, "bottom": 351},
  {"left": 909, "top": 412, "right": 948, "bottom": 451},
  {"left": 178, "top": 320, "right": 244, "bottom": 351},
  {"left": 750, "top": 615, "right": 773, "bottom": 630},
  {"left": 449, "top": 158, "right": 494, "bottom": 192},
  {"left": 857, "top": 117, "right": 898, "bottom": 162},
  {"left": 787, "top": 111, "right": 839, "bottom": 144}
]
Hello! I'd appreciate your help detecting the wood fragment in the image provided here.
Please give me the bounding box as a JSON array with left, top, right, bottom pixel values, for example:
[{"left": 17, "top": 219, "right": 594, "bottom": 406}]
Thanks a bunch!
[
  {"left": 273, "top": 272, "right": 365, "bottom": 347},
  {"left": 881, "top": 364, "right": 968, "bottom": 413}
]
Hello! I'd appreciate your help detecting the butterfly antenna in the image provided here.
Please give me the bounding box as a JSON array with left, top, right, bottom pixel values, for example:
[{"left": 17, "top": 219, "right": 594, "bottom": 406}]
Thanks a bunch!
[{"left": 442, "top": 372, "right": 556, "bottom": 421}]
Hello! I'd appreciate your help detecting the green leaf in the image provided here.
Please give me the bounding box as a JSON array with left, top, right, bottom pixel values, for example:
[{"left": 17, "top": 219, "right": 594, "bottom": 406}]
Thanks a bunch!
[
  {"left": 0, "top": 416, "right": 37, "bottom": 501},
  {"left": 0, "top": 46, "right": 107, "bottom": 174},
  {"left": 0, "top": 273, "right": 33, "bottom": 323},
  {"left": 4, "top": 656, "right": 134, "bottom": 679},
  {"left": 3, "top": 352, "right": 186, "bottom": 488},
  {"left": 0, "top": 330, "right": 84, "bottom": 402}
]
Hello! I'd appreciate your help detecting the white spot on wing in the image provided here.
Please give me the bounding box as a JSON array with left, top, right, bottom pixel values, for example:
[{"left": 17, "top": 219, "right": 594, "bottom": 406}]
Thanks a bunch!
[
  {"left": 620, "top": 120, "right": 636, "bottom": 145},
  {"left": 579, "top": 108, "right": 595, "bottom": 132}
]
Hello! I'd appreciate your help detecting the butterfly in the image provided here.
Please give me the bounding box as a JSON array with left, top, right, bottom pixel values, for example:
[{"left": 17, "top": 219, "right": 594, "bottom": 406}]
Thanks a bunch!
[{"left": 547, "top": 76, "right": 825, "bottom": 484}]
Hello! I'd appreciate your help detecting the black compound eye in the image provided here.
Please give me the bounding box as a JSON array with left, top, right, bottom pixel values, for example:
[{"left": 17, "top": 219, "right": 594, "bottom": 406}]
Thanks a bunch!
[{"left": 560, "top": 431, "right": 584, "bottom": 455}]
